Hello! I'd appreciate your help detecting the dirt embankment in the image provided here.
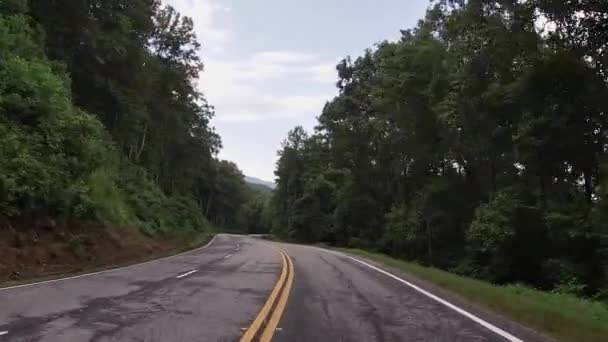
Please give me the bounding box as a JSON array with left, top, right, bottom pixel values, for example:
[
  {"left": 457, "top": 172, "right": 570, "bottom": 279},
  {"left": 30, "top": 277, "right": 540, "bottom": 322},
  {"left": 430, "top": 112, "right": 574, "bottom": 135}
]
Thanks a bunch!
[{"left": 0, "top": 218, "right": 181, "bottom": 285}]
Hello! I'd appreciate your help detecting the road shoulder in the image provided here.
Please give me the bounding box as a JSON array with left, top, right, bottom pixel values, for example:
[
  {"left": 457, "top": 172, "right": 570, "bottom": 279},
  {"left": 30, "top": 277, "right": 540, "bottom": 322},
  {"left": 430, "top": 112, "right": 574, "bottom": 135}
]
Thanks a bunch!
[
  {"left": 0, "top": 233, "right": 215, "bottom": 291},
  {"left": 334, "top": 249, "right": 553, "bottom": 342}
]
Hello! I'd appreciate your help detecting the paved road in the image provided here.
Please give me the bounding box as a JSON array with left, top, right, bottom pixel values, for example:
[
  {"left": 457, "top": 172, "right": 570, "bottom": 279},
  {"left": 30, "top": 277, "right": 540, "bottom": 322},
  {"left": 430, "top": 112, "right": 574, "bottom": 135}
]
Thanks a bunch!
[
  {"left": 275, "top": 244, "right": 537, "bottom": 342},
  {"left": 0, "top": 235, "right": 545, "bottom": 342},
  {"left": 0, "top": 235, "right": 280, "bottom": 342}
]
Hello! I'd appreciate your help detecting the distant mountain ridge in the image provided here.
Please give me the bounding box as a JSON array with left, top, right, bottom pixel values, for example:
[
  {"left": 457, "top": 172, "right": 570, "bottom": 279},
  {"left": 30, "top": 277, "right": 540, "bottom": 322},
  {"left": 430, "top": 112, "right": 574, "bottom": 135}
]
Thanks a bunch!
[{"left": 244, "top": 176, "right": 275, "bottom": 189}]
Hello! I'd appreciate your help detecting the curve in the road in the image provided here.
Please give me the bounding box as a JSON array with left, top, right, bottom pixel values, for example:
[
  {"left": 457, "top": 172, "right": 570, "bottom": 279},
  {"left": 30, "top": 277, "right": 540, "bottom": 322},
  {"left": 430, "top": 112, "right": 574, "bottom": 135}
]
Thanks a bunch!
[
  {"left": 241, "top": 247, "right": 294, "bottom": 342},
  {"left": 338, "top": 252, "right": 524, "bottom": 342},
  {"left": 0, "top": 235, "right": 218, "bottom": 292},
  {"left": 1, "top": 235, "right": 283, "bottom": 342},
  {"left": 261, "top": 249, "right": 295, "bottom": 341}
]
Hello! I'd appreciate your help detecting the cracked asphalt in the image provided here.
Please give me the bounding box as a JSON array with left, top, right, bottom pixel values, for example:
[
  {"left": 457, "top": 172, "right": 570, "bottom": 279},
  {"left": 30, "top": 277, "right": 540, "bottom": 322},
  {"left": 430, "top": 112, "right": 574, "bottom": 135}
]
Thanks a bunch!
[
  {"left": 0, "top": 235, "right": 548, "bottom": 342},
  {"left": 275, "top": 244, "right": 511, "bottom": 342},
  {"left": 0, "top": 235, "right": 280, "bottom": 342}
]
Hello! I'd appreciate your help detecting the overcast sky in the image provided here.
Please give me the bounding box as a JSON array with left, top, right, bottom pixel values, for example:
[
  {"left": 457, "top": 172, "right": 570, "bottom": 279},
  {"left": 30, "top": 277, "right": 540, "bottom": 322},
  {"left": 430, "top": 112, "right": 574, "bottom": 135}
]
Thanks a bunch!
[{"left": 164, "top": 0, "right": 429, "bottom": 181}]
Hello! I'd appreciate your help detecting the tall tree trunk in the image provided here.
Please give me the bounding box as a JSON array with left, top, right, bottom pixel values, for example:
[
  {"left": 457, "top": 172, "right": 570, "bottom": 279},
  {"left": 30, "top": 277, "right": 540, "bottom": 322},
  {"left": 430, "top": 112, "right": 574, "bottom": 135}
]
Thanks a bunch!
[
  {"left": 539, "top": 173, "right": 547, "bottom": 211},
  {"left": 490, "top": 157, "right": 497, "bottom": 195},
  {"left": 136, "top": 122, "right": 148, "bottom": 163},
  {"left": 205, "top": 191, "right": 213, "bottom": 218},
  {"left": 426, "top": 219, "right": 433, "bottom": 264},
  {"left": 584, "top": 169, "right": 594, "bottom": 217}
]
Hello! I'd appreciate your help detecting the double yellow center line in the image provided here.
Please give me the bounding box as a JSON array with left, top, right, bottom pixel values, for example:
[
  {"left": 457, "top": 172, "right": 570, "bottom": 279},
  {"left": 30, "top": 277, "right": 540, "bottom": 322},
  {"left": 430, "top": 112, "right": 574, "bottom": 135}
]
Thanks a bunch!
[{"left": 240, "top": 248, "right": 294, "bottom": 342}]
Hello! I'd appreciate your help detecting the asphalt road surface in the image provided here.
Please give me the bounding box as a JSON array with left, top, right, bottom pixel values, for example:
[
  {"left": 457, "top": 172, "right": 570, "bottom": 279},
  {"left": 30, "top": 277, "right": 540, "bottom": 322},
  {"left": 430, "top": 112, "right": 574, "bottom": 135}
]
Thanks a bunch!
[{"left": 0, "top": 235, "right": 547, "bottom": 342}]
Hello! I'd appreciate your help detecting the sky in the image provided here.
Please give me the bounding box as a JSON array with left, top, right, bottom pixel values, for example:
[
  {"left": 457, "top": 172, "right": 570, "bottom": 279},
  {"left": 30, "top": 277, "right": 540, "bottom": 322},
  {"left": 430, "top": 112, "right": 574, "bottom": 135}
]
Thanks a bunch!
[{"left": 164, "top": 0, "right": 430, "bottom": 181}]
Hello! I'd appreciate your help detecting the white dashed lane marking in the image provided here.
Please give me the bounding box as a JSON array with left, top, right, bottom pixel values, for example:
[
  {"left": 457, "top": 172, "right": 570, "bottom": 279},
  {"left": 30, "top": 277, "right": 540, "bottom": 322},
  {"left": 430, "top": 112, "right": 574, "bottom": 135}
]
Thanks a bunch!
[{"left": 176, "top": 270, "right": 197, "bottom": 279}]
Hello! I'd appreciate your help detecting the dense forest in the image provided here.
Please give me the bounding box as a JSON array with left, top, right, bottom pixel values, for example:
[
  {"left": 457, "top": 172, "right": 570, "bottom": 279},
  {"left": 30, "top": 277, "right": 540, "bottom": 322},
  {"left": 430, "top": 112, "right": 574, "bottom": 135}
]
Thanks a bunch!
[
  {"left": 268, "top": 0, "right": 608, "bottom": 301},
  {"left": 0, "top": 0, "right": 254, "bottom": 237},
  {"left": 3, "top": 0, "right": 607, "bottom": 302}
]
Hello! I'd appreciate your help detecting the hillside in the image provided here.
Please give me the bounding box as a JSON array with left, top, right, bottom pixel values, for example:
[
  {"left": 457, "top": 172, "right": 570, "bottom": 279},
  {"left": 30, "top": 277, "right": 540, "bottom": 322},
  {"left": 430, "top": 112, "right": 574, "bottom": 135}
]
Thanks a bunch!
[
  {"left": 0, "top": 0, "right": 250, "bottom": 282},
  {"left": 244, "top": 176, "right": 276, "bottom": 189},
  {"left": 246, "top": 182, "right": 273, "bottom": 195}
]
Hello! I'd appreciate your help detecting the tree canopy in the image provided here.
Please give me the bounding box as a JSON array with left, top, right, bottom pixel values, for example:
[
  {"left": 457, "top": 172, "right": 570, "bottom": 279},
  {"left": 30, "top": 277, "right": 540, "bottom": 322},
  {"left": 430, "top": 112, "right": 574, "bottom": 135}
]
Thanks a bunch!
[
  {"left": 1, "top": 0, "right": 250, "bottom": 236},
  {"left": 269, "top": 0, "right": 608, "bottom": 300}
]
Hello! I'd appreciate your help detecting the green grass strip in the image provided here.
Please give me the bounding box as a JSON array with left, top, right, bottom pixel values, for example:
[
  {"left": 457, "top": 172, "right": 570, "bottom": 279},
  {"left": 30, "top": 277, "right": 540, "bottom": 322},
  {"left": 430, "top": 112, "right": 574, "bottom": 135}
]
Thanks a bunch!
[{"left": 339, "top": 249, "right": 608, "bottom": 342}]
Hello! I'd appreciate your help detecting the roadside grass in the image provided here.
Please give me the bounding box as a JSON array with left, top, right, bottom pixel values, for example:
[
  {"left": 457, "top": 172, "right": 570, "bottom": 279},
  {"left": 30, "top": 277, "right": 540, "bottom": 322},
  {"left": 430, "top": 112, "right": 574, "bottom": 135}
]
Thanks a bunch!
[{"left": 339, "top": 249, "right": 608, "bottom": 342}]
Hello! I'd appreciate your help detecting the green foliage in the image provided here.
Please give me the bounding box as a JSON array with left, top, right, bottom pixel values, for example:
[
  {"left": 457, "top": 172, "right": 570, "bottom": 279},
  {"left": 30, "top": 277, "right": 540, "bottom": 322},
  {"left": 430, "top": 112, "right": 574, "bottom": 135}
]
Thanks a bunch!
[
  {"left": 70, "top": 169, "right": 134, "bottom": 225},
  {"left": 161, "top": 195, "right": 209, "bottom": 234},
  {"left": 467, "top": 191, "right": 519, "bottom": 254},
  {"left": 0, "top": 122, "right": 44, "bottom": 216},
  {"left": 0, "top": 14, "right": 42, "bottom": 59},
  {"left": 0, "top": 1, "right": 249, "bottom": 241},
  {"left": 117, "top": 164, "right": 209, "bottom": 235},
  {"left": 0, "top": 9, "right": 116, "bottom": 219},
  {"left": 0, "top": 0, "right": 28, "bottom": 15},
  {"left": 290, "top": 175, "right": 336, "bottom": 242},
  {"left": 203, "top": 160, "right": 248, "bottom": 230},
  {"left": 464, "top": 190, "right": 540, "bottom": 282},
  {"left": 384, "top": 203, "right": 424, "bottom": 258},
  {"left": 246, "top": 182, "right": 273, "bottom": 195},
  {"left": 268, "top": 0, "right": 608, "bottom": 299}
]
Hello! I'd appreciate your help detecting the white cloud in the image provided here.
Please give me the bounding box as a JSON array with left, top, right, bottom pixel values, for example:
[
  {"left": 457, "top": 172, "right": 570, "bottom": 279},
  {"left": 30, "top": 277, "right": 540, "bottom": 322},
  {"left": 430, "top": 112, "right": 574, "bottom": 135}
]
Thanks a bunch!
[
  {"left": 163, "top": 0, "right": 337, "bottom": 179},
  {"left": 212, "top": 3, "right": 231, "bottom": 12},
  {"left": 305, "top": 63, "right": 338, "bottom": 83},
  {"left": 215, "top": 92, "right": 330, "bottom": 123},
  {"left": 200, "top": 53, "right": 335, "bottom": 123},
  {"left": 163, "top": 1, "right": 336, "bottom": 123},
  {"left": 162, "top": 0, "right": 231, "bottom": 53},
  {"left": 203, "top": 52, "right": 335, "bottom": 82},
  {"left": 252, "top": 51, "right": 320, "bottom": 64}
]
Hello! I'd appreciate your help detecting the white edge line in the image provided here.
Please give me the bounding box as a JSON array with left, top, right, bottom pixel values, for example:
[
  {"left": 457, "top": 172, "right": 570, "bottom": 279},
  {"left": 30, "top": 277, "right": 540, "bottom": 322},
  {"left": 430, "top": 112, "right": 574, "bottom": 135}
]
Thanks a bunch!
[
  {"left": 0, "top": 235, "right": 217, "bottom": 291},
  {"left": 318, "top": 248, "right": 523, "bottom": 342},
  {"left": 224, "top": 254, "right": 232, "bottom": 259},
  {"left": 0, "top": 331, "right": 8, "bottom": 336},
  {"left": 176, "top": 270, "right": 198, "bottom": 279}
]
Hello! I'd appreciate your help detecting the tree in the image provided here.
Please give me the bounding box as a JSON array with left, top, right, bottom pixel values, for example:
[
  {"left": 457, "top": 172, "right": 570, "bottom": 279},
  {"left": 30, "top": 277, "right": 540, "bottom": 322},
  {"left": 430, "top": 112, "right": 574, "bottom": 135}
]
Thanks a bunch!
[
  {"left": 1, "top": 0, "right": 249, "bottom": 238},
  {"left": 268, "top": 0, "right": 608, "bottom": 298},
  {"left": 271, "top": 127, "right": 309, "bottom": 237}
]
